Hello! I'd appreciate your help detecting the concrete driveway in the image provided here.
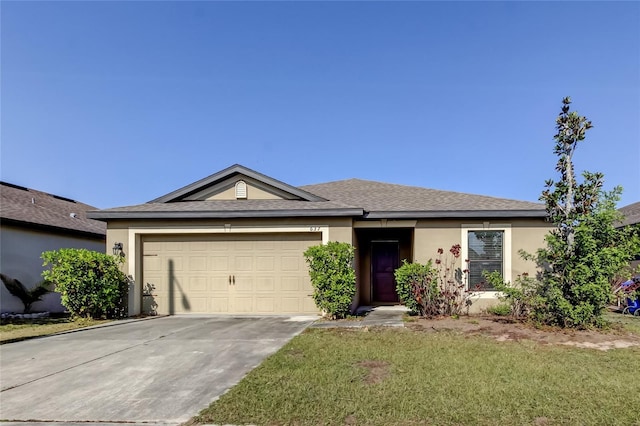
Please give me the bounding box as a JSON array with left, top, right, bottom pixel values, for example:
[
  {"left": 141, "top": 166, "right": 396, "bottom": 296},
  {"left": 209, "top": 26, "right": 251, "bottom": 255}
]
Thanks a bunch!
[{"left": 0, "top": 316, "right": 315, "bottom": 425}]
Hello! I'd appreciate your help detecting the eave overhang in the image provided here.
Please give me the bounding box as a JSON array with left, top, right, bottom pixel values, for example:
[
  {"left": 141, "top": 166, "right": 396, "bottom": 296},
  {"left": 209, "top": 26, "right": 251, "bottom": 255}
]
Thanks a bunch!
[
  {"left": 87, "top": 208, "right": 365, "bottom": 221},
  {"left": 363, "top": 210, "right": 547, "bottom": 219}
]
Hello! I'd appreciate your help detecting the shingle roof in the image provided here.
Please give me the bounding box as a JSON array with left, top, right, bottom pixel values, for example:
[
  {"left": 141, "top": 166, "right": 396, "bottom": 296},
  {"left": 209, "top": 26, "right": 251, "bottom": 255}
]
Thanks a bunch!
[
  {"left": 89, "top": 175, "right": 546, "bottom": 220},
  {"left": 619, "top": 201, "right": 640, "bottom": 227},
  {"left": 1, "top": 182, "right": 106, "bottom": 237},
  {"left": 300, "top": 179, "right": 544, "bottom": 218}
]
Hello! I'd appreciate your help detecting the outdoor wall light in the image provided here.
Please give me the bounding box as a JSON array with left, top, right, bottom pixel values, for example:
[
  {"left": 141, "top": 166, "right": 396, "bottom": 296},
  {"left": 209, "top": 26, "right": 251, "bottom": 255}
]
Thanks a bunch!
[{"left": 112, "top": 242, "right": 124, "bottom": 257}]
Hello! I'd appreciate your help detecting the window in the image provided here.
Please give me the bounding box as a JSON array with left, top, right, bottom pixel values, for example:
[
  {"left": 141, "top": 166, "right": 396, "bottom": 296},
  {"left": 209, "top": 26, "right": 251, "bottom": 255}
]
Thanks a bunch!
[
  {"left": 467, "top": 230, "right": 503, "bottom": 291},
  {"left": 461, "top": 225, "right": 511, "bottom": 293}
]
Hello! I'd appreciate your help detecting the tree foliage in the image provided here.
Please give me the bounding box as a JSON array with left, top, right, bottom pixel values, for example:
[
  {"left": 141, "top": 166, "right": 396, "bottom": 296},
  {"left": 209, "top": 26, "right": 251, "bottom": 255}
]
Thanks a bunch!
[
  {"left": 0, "top": 273, "right": 52, "bottom": 313},
  {"left": 510, "top": 97, "right": 640, "bottom": 328},
  {"left": 303, "top": 242, "right": 356, "bottom": 319},
  {"left": 41, "top": 249, "right": 129, "bottom": 319}
]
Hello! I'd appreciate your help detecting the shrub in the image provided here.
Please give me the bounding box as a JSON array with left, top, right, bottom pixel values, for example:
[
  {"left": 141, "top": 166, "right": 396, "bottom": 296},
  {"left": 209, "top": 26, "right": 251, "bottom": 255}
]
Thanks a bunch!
[
  {"left": 486, "top": 303, "right": 511, "bottom": 317},
  {"left": 303, "top": 242, "right": 356, "bottom": 319},
  {"left": 394, "top": 260, "right": 437, "bottom": 315},
  {"left": 395, "top": 245, "right": 473, "bottom": 317},
  {"left": 484, "top": 270, "right": 543, "bottom": 320},
  {"left": 41, "top": 249, "right": 128, "bottom": 319},
  {"left": 0, "top": 273, "right": 52, "bottom": 313}
]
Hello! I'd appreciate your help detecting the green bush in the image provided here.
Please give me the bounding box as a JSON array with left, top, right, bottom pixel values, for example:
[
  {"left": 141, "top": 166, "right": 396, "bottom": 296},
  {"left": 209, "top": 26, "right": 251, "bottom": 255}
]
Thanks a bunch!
[
  {"left": 395, "top": 245, "right": 472, "bottom": 317},
  {"left": 394, "top": 260, "right": 437, "bottom": 315},
  {"left": 484, "top": 270, "right": 543, "bottom": 320},
  {"left": 42, "top": 249, "right": 128, "bottom": 319},
  {"left": 303, "top": 242, "right": 356, "bottom": 319},
  {"left": 486, "top": 303, "right": 512, "bottom": 317}
]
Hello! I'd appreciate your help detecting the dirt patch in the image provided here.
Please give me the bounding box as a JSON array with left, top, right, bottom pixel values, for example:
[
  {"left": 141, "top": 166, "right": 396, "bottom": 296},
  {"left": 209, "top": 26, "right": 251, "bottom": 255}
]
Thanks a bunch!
[
  {"left": 344, "top": 414, "right": 358, "bottom": 425},
  {"left": 356, "top": 360, "right": 390, "bottom": 384},
  {"left": 406, "top": 315, "right": 640, "bottom": 351},
  {"left": 286, "top": 348, "right": 305, "bottom": 359}
]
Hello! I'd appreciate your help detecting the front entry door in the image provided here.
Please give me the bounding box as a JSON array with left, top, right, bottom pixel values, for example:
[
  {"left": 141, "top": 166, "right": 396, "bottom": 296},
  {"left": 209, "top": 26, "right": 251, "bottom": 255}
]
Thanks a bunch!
[{"left": 372, "top": 241, "right": 400, "bottom": 303}]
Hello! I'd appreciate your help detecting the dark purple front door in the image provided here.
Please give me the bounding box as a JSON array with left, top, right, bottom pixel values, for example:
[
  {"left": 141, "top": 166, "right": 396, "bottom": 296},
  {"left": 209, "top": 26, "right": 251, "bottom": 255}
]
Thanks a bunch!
[{"left": 372, "top": 242, "right": 400, "bottom": 303}]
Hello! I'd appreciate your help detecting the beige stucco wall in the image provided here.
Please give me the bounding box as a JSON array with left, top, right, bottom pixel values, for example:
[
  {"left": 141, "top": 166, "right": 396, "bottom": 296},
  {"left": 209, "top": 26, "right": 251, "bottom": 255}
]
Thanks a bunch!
[
  {"left": 413, "top": 218, "right": 549, "bottom": 272},
  {"left": 412, "top": 218, "right": 551, "bottom": 313},
  {"left": 413, "top": 219, "right": 462, "bottom": 264},
  {"left": 206, "top": 184, "right": 281, "bottom": 200},
  {"left": 0, "top": 224, "right": 105, "bottom": 313},
  {"left": 105, "top": 216, "right": 550, "bottom": 316},
  {"left": 510, "top": 219, "right": 550, "bottom": 278}
]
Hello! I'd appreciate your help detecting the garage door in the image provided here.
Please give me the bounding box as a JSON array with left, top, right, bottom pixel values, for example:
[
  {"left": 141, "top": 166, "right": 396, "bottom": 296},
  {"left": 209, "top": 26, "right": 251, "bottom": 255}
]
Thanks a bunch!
[{"left": 142, "top": 233, "right": 321, "bottom": 315}]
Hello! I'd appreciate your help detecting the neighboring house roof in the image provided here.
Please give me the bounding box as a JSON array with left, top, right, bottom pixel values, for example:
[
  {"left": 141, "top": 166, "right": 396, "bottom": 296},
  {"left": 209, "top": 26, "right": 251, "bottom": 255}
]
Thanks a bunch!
[
  {"left": 0, "top": 182, "right": 106, "bottom": 238},
  {"left": 618, "top": 201, "right": 640, "bottom": 227},
  {"left": 88, "top": 164, "right": 546, "bottom": 220}
]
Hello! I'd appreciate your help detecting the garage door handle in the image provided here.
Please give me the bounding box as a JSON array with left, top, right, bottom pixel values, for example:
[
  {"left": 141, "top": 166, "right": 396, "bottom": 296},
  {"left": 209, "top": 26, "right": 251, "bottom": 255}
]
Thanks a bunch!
[
  {"left": 229, "top": 275, "right": 232, "bottom": 285},
  {"left": 232, "top": 275, "right": 236, "bottom": 285}
]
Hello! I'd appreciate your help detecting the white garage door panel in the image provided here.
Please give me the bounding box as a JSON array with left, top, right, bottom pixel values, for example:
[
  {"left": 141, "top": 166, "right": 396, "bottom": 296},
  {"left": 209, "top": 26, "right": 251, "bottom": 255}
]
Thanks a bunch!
[{"left": 142, "top": 233, "right": 320, "bottom": 315}]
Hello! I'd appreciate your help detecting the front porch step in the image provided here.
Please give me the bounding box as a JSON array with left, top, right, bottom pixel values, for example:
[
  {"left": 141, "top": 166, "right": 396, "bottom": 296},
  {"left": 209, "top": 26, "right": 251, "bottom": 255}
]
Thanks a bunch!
[{"left": 311, "top": 305, "right": 407, "bottom": 329}]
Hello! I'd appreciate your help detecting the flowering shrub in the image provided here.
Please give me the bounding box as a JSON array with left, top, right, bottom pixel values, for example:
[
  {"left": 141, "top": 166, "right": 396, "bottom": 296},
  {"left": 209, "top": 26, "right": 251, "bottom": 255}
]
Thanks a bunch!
[{"left": 395, "top": 245, "right": 473, "bottom": 316}]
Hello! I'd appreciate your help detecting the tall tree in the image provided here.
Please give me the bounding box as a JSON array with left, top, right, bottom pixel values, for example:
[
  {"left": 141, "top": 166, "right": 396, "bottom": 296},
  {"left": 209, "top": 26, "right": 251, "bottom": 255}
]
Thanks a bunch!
[
  {"left": 535, "top": 97, "right": 639, "bottom": 327},
  {"left": 543, "top": 97, "right": 594, "bottom": 254}
]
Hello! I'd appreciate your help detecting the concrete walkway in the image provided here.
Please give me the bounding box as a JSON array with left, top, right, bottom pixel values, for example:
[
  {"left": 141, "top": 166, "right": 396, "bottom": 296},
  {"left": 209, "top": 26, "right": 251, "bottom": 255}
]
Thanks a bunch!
[{"left": 311, "top": 305, "right": 407, "bottom": 328}]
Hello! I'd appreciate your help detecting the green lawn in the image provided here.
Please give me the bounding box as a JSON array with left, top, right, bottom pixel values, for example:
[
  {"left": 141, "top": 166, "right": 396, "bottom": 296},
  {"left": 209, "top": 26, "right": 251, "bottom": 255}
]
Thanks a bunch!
[
  {"left": 192, "top": 327, "right": 639, "bottom": 426},
  {"left": 608, "top": 311, "right": 640, "bottom": 335},
  {"left": 0, "top": 317, "right": 109, "bottom": 343}
]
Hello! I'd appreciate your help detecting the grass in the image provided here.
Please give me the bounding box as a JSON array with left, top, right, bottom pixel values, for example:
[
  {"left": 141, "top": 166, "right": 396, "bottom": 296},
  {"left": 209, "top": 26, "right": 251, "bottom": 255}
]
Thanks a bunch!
[
  {"left": 0, "top": 317, "right": 110, "bottom": 343},
  {"left": 607, "top": 311, "right": 640, "bottom": 334},
  {"left": 192, "top": 327, "right": 639, "bottom": 426}
]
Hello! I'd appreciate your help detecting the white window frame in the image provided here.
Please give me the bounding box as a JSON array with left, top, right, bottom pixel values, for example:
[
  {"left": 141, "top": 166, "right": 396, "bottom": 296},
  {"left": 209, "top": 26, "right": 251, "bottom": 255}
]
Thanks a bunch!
[{"left": 461, "top": 223, "right": 511, "bottom": 298}]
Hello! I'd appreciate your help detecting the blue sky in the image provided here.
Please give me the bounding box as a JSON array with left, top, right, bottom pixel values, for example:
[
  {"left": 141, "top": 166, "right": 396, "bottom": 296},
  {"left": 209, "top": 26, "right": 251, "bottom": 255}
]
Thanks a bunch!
[{"left": 2, "top": 1, "right": 638, "bottom": 209}]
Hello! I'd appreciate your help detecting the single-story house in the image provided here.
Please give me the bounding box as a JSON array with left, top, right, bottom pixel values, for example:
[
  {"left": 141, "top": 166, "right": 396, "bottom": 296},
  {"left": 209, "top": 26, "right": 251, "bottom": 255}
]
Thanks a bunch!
[
  {"left": 88, "top": 164, "right": 551, "bottom": 316},
  {"left": 1, "top": 182, "right": 106, "bottom": 313},
  {"left": 618, "top": 201, "right": 640, "bottom": 270}
]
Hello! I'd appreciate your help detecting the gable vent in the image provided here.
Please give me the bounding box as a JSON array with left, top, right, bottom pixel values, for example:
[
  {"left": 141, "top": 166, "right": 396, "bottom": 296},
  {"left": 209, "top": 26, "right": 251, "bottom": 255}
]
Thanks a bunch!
[{"left": 235, "top": 180, "right": 247, "bottom": 199}]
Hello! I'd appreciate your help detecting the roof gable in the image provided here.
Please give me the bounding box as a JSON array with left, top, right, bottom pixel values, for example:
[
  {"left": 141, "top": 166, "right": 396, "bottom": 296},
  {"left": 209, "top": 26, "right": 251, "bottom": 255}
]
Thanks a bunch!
[{"left": 150, "top": 164, "right": 326, "bottom": 203}]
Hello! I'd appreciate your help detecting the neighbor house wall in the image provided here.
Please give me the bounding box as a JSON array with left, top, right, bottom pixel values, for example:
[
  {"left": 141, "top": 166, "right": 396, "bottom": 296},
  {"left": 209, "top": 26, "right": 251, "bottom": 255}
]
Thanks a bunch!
[{"left": 0, "top": 224, "right": 105, "bottom": 313}]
